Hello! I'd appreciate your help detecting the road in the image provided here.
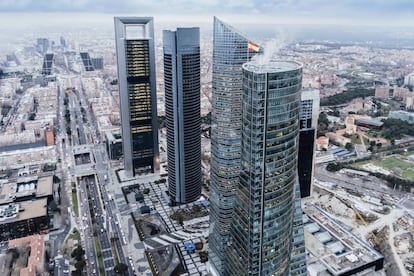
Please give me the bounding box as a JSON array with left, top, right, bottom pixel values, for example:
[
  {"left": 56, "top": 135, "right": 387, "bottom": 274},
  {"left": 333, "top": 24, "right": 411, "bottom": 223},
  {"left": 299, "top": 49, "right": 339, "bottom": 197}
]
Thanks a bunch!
[
  {"left": 315, "top": 165, "right": 404, "bottom": 197},
  {"left": 53, "top": 74, "right": 132, "bottom": 275}
]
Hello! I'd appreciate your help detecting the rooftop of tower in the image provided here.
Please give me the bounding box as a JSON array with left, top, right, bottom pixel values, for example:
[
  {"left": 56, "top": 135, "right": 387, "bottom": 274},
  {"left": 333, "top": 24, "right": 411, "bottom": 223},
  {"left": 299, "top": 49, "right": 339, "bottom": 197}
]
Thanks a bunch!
[{"left": 242, "top": 60, "right": 302, "bottom": 74}]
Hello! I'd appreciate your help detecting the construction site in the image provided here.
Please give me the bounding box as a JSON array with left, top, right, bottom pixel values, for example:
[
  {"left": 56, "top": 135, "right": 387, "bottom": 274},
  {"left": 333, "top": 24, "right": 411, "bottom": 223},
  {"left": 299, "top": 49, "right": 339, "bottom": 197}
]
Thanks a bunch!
[{"left": 308, "top": 179, "right": 414, "bottom": 276}]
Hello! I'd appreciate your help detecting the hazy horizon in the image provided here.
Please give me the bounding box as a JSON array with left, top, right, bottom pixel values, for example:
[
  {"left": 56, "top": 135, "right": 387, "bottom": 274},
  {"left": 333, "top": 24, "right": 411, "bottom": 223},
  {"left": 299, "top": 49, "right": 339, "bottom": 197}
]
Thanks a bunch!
[{"left": 1, "top": 11, "right": 414, "bottom": 53}]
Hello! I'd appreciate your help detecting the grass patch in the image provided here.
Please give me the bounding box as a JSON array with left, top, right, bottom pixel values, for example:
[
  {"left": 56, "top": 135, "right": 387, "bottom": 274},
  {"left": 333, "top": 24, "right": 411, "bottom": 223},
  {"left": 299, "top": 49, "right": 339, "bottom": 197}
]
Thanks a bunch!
[
  {"left": 110, "top": 236, "right": 120, "bottom": 264},
  {"left": 375, "top": 157, "right": 414, "bottom": 181},
  {"left": 350, "top": 133, "right": 362, "bottom": 145},
  {"left": 94, "top": 236, "right": 104, "bottom": 275},
  {"left": 68, "top": 228, "right": 81, "bottom": 243},
  {"left": 355, "top": 156, "right": 414, "bottom": 181},
  {"left": 362, "top": 136, "right": 370, "bottom": 146},
  {"left": 71, "top": 182, "right": 79, "bottom": 217}
]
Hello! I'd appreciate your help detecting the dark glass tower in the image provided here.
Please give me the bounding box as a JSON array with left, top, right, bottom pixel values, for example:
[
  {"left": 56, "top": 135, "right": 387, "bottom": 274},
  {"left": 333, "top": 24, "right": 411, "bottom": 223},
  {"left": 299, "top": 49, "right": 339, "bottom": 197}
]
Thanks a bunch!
[
  {"left": 209, "top": 17, "right": 258, "bottom": 274},
  {"left": 114, "top": 17, "right": 159, "bottom": 177},
  {"left": 225, "top": 60, "right": 303, "bottom": 276},
  {"left": 163, "top": 28, "right": 201, "bottom": 204},
  {"left": 80, "top": 52, "right": 95, "bottom": 71},
  {"left": 41, "top": 53, "right": 54, "bottom": 75},
  {"left": 298, "top": 89, "right": 320, "bottom": 198}
]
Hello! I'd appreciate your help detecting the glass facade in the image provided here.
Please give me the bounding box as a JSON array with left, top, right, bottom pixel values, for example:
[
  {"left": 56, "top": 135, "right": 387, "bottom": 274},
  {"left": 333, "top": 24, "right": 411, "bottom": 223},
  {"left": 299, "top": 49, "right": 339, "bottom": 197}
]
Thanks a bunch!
[
  {"left": 298, "top": 89, "right": 319, "bottom": 198},
  {"left": 290, "top": 179, "right": 307, "bottom": 275},
  {"left": 163, "top": 28, "right": 201, "bottom": 204},
  {"left": 225, "top": 61, "right": 303, "bottom": 276},
  {"left": 209, "top": 17, "right": 257, "bottom": 274},
  {"left": 114, "top": 17, "right": 159, "bottom": 177}
]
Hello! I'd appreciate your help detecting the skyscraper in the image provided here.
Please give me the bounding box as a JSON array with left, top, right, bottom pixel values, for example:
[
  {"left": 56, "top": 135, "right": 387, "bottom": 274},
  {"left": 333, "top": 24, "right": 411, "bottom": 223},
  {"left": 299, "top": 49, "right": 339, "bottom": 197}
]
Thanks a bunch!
[
  {"left": 298, "top": 89, "right": 320, "bottom": 198},
  {"left": 225, "top": 60, "right": 303, "bottom": 276},
  {"left": 163, "top": 27, "right": 201, "bottom": 204},
  {"left": 41, "top": 53, "right": 54, "bottom": 75},
  {"left": 209, "top": 17, "right": 259, "bottom": 274},
  {"left": 114, "top": 17, "right": 159, "bottom": 177},
  {"left": 80, "top": 52, "right": 95, "bottom": 71}
]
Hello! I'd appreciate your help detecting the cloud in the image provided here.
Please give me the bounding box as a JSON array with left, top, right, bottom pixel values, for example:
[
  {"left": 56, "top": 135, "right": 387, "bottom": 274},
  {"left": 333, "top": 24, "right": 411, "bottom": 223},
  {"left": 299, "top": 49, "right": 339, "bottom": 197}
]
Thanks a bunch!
[{"left": 0, "top": 0, "right": 414, "bottom": 26}]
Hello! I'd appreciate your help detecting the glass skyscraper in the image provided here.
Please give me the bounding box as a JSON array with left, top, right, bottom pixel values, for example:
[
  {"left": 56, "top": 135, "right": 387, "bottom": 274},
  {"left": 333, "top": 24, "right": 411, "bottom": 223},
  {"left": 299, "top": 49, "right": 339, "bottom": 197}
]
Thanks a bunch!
[
  {"left": 209, "top": 17, "right": 258, "bottom": 274},
  {"left": 163, "top": 28, "right": 201, "bottom": 204},
  {"left": 298, "top": 89, "right": 320, "bottom": 198},
  {"left": 225, "top": 60, "right": 303, "bottom": 276},
  {"left": 114, "top": 17, "right": 159, "bottom": 177}
]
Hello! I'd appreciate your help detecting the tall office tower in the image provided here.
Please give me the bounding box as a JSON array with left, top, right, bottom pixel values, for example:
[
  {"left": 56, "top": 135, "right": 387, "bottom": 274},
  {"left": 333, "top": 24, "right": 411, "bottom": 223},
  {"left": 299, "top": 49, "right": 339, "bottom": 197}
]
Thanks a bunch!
[
  {"left": 41, "top": 53, "right": 54, "bottom": 75},
  {"left": 114, "top": 17, "right": 159, "bottom": 177},
  {"left": 209, "top": 17, "right": 259, "bottom": 274},
  {"left": 163, "top": 28, "right": 201, "bottom": 204},
  {"left": 60, "top": 36, "right": 66, "bottom": 48},
  {"left": 91, "top": 57, "right": 104, "bottom": 70},
  {"left": 80, "top": 52, "right": 95, "bottom": 71},
  {"left": 298, "top": 89, "right": 320, "bottom": 198},
  {"left": 225, "top": 60, "right": 303, "bottom": 276},
  {"left": 37, "top": 38, "right": 49, "bottom": 53}
]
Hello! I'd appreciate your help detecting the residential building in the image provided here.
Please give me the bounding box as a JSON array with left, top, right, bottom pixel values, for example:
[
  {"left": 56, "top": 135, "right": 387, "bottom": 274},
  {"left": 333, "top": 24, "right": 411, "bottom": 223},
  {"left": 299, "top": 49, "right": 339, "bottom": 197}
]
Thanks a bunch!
[
  {"left": 389, "top": 110, "right": 414, "bottom": 124},
  {"left": 404, "top": 72, "right": 414, "bottom": 86},
  {"left": 114, "top": 17, "right": 159, "bottom": 177},
  {"left": 163, "top": 27, "right": 201, "bottom": 204},
  {"left": 44, "top": 125, "right": 55, "bottom": 146},
  {"left": 374, "top": 86, "right": 389, "bottom": 99}
]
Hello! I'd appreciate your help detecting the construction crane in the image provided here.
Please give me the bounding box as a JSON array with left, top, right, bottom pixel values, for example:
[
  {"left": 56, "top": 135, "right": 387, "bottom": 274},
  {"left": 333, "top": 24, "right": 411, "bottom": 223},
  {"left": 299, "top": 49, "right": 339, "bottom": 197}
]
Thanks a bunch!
[{"left": 352, "top": 205, "right": 368, "bottom": 226}]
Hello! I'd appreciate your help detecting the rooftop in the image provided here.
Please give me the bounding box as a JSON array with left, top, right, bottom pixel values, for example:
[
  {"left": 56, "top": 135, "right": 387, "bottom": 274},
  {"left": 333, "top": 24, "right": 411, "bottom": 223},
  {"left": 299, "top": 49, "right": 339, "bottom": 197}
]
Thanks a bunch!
[
  {"left": 0, "top": 176, "right": 53, "bottom": 205},
  {"left": 304, "top": 204, "right": 383, "bottom": 275},
  {"left": 243, "top": 60, "right": 302, "bottom": 74},
  {"left": 0, "top": 198, "right": 47, "bottom": 224},
  {"left": 8, "top": 234, "right": 45, "bottom": 276}
]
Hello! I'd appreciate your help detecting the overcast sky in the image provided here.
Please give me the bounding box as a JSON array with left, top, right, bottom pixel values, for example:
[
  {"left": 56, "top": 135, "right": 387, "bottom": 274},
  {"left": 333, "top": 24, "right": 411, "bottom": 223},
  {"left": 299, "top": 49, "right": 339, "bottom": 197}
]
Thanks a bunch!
[{"left": 0, "top": 0, "right": 414, "bottom": 26}]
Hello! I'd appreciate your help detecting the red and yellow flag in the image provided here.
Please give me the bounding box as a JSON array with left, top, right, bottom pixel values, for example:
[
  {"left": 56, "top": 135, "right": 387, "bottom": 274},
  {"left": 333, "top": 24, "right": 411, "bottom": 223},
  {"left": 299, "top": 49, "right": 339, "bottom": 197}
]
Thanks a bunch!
[{"left": 248, "top": 41, "right": 260, "bottom": 52}]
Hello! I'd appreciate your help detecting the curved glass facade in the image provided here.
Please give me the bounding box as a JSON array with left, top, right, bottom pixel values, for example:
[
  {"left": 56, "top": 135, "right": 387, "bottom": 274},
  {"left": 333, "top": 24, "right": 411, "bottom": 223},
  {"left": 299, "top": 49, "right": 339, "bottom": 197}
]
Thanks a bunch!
[
  {"left": 163, "top": 28, "right": 201, "bottom": 204},
  {"left": 225, "top": 61, "right": 302, "bottom": 276},
  {"left": 209, "top": 17, "right": 257, "bottom": 274}
]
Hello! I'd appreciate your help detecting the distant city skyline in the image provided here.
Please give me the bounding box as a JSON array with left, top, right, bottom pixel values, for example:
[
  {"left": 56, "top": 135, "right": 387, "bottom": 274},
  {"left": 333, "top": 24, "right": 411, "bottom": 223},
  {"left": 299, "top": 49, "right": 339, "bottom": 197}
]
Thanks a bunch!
[{"left": 0, "top": 1, "right": 414, "bottom": 27}]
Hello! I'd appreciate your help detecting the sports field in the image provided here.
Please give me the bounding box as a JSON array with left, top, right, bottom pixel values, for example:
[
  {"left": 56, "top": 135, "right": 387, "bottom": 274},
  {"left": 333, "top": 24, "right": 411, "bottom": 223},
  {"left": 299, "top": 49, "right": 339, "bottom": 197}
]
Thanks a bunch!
[{"left": 373, "top": 156, "right": 414, "bottom": 181}]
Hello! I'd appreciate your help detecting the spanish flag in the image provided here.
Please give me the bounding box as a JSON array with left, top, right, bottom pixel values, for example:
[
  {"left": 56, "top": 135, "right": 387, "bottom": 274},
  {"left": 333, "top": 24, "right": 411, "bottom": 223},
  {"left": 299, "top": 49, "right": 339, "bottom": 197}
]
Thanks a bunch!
[{"left": 248, "top": 41, "right": 260, "bottom": 52}]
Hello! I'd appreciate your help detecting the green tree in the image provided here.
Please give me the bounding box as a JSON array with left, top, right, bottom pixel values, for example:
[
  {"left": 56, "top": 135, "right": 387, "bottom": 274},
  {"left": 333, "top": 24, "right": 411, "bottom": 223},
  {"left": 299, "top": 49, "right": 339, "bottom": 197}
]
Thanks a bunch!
[
  {"left": 317, "top": 112, "right": 330, "bottom": 136},
  {"left": 74, "top": 259, "right": 86, "bottom": 271},
  {"left": 71, "top": 245, "right": 85, "bottom": 262},
  {"left": 326, "top": 162, "right": 343, "bottom": 172},
  {"left": 28, "top": 113, "right": 36, "bottom": 120},
  {"left": 345, "top": 142, "right": 354, "bottom": 152},
  {"left": 114, "top": 263, "right": 128, "bottom": 274}
]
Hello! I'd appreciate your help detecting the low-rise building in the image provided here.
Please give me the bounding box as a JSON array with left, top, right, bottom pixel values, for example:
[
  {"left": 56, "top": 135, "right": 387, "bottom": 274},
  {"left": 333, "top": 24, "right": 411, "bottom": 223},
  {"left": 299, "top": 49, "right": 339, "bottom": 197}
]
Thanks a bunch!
[
  {"left": 389, "top": 110, "right": 414, "bottom": 124},
  {"left": 8, "top": 235, "right": 45, "bottom": 276},
  {"left": 0, "top": 199, "right": 49, "bottom": 241},
  {"left": 105, "top": 130, "right": 122, "bottom": 160},
  {"left": 304, "top": 204, "right": 384, "bottom": 276}
]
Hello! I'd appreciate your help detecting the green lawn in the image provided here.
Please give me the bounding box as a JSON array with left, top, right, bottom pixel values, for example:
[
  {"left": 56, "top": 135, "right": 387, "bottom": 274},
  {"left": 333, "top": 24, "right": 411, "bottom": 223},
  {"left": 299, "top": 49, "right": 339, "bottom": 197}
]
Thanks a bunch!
[
  {"left": 71, "top": 182, "right": 79, "bottom": 217},
  {"left": 94, "top": 236, "right": 104, "bottom": 275},
  {"left": 68, "top": 228, "right": 81, "bottom": 243},
  {"left": 374, "top": 157, "right": 414, "bottom": 181},
  {"left": 353, "top": 155, "right": 414, "bottom": 181},
  {"left": 350, "top": 133, "right": 362, "bottom": 145}
]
